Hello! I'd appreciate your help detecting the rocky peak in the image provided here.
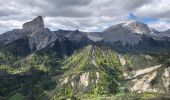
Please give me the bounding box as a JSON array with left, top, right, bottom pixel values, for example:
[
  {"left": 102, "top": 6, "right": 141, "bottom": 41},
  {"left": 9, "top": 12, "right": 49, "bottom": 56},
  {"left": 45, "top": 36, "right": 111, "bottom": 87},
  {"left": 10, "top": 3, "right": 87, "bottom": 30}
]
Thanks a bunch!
[
  {"left": 123, "top": 20, "right": 150, "bottom": 34},
  {"left": 102, "top": 23, "right": 142, "bottom": 45},
  {"left": 103, "top": 24, "right": 123, "bottom": 32},
  {"left": 22, "top": 16, "right": 45, "bottom": 32},
  {"left": 160, "top": 29, "right": 170, "bottom": 37},
  {"left": 163, "top": 29, "right": 170, "bottom": 34}
]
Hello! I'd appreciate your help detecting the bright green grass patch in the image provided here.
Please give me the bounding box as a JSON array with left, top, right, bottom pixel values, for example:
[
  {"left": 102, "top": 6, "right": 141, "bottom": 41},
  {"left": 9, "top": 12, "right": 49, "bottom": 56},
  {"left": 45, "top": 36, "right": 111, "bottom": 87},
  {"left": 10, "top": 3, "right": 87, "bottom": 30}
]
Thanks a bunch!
[{"left": 9, "top": 92, "right": 24, "bottom": 100}]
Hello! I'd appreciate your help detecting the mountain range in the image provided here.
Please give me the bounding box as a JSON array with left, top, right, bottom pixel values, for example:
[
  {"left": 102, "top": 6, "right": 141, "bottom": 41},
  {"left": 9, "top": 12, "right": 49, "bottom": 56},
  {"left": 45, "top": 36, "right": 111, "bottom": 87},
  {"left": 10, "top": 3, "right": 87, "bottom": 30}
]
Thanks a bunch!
[
  {"left": 0, "top": 16, "right": 170, "bottom": 100},
  {"left": 1, "top": 16, "right": 170, "bottom": 53}
]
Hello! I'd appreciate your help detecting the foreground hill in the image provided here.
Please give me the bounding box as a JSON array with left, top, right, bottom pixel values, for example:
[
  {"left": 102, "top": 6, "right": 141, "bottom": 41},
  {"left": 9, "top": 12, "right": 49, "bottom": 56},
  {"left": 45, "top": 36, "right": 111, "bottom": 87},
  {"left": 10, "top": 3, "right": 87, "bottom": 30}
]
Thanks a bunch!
[{"left": 0, "top": 44, "right": 170, "bottom": 99}]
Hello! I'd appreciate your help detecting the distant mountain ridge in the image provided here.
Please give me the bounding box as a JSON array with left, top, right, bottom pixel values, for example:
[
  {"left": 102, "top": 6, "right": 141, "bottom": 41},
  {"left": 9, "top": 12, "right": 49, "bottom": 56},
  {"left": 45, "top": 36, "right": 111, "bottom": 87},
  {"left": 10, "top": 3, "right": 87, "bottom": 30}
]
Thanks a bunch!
[{"left": 1, "top": 16, "right": 170, "bottom": 53}]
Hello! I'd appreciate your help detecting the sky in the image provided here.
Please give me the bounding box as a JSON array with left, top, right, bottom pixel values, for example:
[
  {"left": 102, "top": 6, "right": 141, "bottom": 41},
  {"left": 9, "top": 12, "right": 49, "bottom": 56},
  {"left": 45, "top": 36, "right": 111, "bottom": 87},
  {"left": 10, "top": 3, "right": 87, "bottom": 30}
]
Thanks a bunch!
[{"left": 0, "top": 0, "right": 170, "bottom": 33}]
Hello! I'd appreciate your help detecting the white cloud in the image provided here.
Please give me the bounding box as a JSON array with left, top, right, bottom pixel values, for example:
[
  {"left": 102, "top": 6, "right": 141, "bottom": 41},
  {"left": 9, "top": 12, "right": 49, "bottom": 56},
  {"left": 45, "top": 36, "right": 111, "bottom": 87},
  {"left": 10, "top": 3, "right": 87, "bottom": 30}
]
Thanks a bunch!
[
  {"left": 0, "top": 0, "right": 170, "bottom": 33},
  {"left": 134, "top": 0, "right": 170, "bottom": 19},
  {"left": 148, "top": 21, "right": 170, "bottom": 31},
  {"left": 0, "top": 20, "right": 24, "bottom": 33}
]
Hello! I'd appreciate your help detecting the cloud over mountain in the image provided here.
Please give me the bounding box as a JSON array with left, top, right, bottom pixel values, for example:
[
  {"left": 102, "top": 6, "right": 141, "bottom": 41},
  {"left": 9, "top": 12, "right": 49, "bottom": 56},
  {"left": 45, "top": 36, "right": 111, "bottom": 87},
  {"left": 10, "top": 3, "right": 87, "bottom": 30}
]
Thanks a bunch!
[{"left": 0, "top": 0, "right": 170, "bottom": 33}]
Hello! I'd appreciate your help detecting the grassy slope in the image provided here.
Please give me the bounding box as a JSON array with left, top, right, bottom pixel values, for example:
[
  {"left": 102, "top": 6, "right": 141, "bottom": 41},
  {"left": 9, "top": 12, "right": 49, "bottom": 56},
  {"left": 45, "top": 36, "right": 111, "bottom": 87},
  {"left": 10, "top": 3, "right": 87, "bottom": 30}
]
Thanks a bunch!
[
  {"left": 0, "top": 44, "right": 170, "bottom": 99},
  {"left": 48, "top": 45, "right": 124, "bottom": 99}
]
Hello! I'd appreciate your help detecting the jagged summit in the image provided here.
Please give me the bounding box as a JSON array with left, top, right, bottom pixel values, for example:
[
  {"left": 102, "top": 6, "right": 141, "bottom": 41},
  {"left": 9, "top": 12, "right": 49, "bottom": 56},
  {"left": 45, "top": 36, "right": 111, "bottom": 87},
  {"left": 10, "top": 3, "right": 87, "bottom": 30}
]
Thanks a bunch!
[
  {"left": 102, "top": 20, "right": 159, "bottom": 44},
  {"left": 22, "top": 16, "right": 45, "bottom": 32},
  {"left": 122, "top": 20, "right": 150, "bottom": 34},
  {"left": 102, "top": 21, "right": 145, "bottom": 44},
  {"left": 1, "top": 16, "right": 170, "bottom": 50},
  {"left": 104, "top": 20, "right": 150, "bottom": 34}
]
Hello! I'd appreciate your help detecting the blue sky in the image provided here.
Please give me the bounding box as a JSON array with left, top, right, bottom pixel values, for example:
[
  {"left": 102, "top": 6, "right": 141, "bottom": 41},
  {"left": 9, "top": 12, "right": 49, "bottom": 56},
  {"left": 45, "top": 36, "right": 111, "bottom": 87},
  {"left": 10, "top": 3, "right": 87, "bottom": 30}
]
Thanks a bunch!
[{"left": 128, "top": 13, "right": 159, "bottom": 23}]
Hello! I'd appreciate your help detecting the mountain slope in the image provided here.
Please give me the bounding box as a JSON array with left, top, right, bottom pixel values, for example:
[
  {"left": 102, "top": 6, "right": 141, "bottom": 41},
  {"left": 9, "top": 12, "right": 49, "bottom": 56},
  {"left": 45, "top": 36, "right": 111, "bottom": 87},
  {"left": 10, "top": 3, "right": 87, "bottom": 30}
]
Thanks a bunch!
[
  {"left": 47, "top": 45, "right": 170, "bottom": 99},
  {"left": 102, "top": 21, "right": 170, "bottom": 53},
  {"left": 0, "top": 43, "right": 170, "bottom": 99},
  {"left": 0, "top": 16, "right": 170, "bottom": 99},
  {"left": 48, "top": 45, "right": 123, "bottom": 99},
  {"left": 1, "top": 16, "right": 170, "bottom": 53}
]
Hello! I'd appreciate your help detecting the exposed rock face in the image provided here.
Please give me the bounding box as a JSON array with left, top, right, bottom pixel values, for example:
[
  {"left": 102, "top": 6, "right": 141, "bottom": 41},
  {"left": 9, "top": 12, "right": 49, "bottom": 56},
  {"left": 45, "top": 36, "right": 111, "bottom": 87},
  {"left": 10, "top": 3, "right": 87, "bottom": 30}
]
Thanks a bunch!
[
  {"left": 130, "top": 71, "right": 158, "bottom": 93},
  {"left": 22, "top": 16, "right": 45, "bottom": 32},
  {"left": 102, "top": 20, "right": 170, "bottom": 46},
  {"left": 103, "top": 24, "right": 142, "bottom": 44},
  {"left": 162, "top": 67, "right": 170, "bottom": 92},
  {"left": 28, "top": 28, "right": 57, "bottom": 50},
  {"left": 118, "top": 54, "right": 126, "bottom": 66},
  {"left": 123, "top": 20, "right": 150, "bottom": 34},
  {"left": 87, "top": 32, "right": 102, "bottom": 42},
  {"left": 128, "top": 65, "right": 170, "bottom": 93},
  {"left": 79, "top": 72, "right": 89, "bottom": 87},
  {"left": 1, "top": 16, "right": 170, "bottom": 52},
  {"left": 163, "top": 29, "right": 170, "bottom": 37},
  {"left": 0, "top": 29, "right": 29, "bottom": 45},
  {"left": 22, "top": 16, "right": 58, "bottom": 50},
  {"left": 0, "top": 16, "right": 45, "bottom": 45},
  {"left": 56, "top": 30, "right": 87, "bottom": 42}
]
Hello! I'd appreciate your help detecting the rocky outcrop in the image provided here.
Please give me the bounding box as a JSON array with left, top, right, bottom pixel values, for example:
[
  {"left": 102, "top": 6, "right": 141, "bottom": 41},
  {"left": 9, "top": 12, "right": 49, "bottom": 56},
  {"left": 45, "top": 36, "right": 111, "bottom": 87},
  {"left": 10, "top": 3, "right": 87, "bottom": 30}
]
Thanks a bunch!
[
  {"left": 123, "top": 20, "right": 151, "bottom": 34},
  {"left": 0, "top": 29, "right": 29, "bottom": 45},
  {"left": 0, "top": 16, "right": 45, "bottom": 45},
  {"left": 1, "top": 16, "right": 170, "bottom": 52},
  {"left": 103, "top": 23, "right": 142, "bottom": 44},
  {"left": 20, "top": 16, "right": 59, "bottom": 50},
  {"left": 162, "top": 67, "right": 170, "bottom": 92},
  {"left": 22, "top": 16, "right": 45, "bottom": 32},
  {"left": 28, "top": 28, "right": 57, "bottom": 50}
]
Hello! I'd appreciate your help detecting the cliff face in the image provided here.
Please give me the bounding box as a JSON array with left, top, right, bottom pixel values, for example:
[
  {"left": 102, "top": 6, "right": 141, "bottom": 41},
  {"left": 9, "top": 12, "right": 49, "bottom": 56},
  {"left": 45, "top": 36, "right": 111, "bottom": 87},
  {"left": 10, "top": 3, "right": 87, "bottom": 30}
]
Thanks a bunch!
[
  {"left": 0, "top": 16, "right": 45, "bottom": 46},
  {"left": 22, "top": 16, "right": 45, "bottom": 32}
]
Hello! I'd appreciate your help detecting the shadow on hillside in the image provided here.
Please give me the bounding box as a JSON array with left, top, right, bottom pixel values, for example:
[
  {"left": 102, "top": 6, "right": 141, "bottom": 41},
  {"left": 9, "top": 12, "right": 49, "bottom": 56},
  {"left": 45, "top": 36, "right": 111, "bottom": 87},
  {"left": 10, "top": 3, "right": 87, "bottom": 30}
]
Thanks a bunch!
[{"left": 0, "top": 67, "right": 57, "bottom": 100}]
